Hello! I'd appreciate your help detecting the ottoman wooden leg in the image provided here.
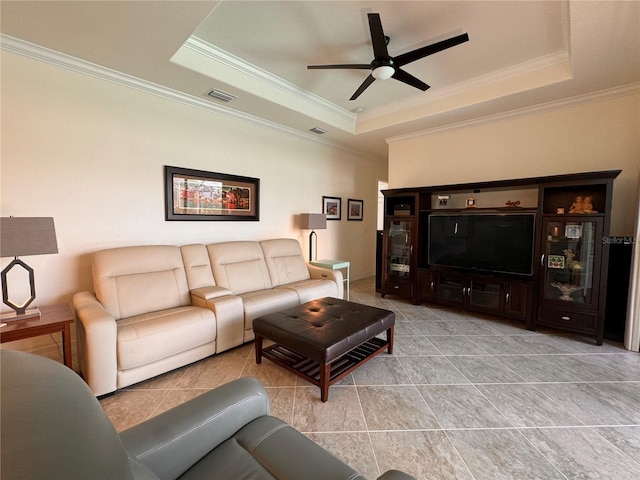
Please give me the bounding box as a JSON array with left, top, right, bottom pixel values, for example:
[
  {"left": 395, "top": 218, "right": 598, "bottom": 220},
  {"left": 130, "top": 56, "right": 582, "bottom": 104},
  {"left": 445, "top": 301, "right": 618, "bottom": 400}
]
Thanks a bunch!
[
  {"left": 255, "top": 335, "right": 264, "bottom": 364},
  {"left": 387, "top": 325, "right": 395, "bottom": 354},
  {"left": 320, "top": 363, "right": 331, "bottom": 402}
]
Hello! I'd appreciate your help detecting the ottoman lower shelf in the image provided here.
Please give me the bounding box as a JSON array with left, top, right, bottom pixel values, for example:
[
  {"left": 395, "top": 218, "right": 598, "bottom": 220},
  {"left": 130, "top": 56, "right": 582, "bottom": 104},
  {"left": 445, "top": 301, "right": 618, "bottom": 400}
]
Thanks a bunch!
[{"left": 258, "top": 336, "right": 391, "bottom": 402}]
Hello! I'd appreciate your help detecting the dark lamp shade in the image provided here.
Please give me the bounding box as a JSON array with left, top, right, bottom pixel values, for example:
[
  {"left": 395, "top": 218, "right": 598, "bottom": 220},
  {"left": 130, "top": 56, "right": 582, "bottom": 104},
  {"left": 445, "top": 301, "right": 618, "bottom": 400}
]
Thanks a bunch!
[
  {"left": 1, "top": 217, "right": 59, "bottom": 258},
  {"left": 300, "top": 213, "right": 327, "bottom": 230}
]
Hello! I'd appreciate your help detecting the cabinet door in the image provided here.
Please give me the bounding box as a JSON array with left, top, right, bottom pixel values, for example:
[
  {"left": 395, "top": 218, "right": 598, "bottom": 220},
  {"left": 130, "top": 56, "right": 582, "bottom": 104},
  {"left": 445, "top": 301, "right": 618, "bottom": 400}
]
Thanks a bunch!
[
  {"left": 385, "top": 218, "right": 414, "bottom": 280},
  {"left": 468, "top": 278, "right": 502, "bottom": 314},
  {"left": 436, "top": 273, "right": 465, "bottom": 307},
  {"left": 504, "top": 281, "right": 530, "bottom": 320},
  {"left": 540, "top": 217, "right": 603, "bottom": 308},
  {"left": 419, "top": 269, "right": 437, "bottom": 302}
]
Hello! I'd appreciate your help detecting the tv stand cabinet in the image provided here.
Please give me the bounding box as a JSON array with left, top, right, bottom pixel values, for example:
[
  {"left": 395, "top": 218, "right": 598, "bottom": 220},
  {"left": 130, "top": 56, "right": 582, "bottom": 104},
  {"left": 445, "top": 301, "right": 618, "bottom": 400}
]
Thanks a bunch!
[
  {"left": 381, "top": 170, "right": 620, "bottom": 344},
  {"left": 419, "top": 269, "right": 533, "bottom": 322}
]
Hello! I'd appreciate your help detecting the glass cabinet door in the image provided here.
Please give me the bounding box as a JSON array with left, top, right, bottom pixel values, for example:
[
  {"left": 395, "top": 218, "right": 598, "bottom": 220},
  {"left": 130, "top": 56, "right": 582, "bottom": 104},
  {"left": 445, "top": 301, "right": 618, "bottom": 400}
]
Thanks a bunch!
[
  {"left": 542, "top": 218, "right": 602, "bottom": 306},
  {"left": 387, "top": 219, "right": 412, "bottom": 278}
]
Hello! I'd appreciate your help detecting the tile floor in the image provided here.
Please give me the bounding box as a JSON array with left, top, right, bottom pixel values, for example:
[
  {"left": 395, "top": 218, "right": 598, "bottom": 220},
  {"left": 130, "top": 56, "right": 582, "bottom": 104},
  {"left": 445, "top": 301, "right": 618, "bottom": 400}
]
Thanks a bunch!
[{"left": 100, "top": 278, "right": 640, "bottom": 479}]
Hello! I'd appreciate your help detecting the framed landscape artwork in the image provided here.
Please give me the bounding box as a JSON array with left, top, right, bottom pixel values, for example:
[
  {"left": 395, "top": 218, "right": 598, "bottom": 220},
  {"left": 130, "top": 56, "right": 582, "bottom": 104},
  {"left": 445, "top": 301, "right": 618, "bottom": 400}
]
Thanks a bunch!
[
  {"left": 165, "top": 166, "right": 260, "bottom": 221},
  {"left": 322, "top": 196, "right": 341, "bottom": 220},
  {"left": 348, "top": 198, "right": 364, "bottom": 221}
]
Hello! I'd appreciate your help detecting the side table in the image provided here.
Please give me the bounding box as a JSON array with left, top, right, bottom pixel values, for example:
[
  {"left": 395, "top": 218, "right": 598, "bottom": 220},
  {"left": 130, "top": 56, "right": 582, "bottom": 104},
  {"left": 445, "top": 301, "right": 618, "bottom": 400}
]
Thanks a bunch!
[
  {"left": 310, "top": 259, "right": 350, "bottom": 300},
  {"left": 1, "top": 303, "right": 74, "bottom": 368}
]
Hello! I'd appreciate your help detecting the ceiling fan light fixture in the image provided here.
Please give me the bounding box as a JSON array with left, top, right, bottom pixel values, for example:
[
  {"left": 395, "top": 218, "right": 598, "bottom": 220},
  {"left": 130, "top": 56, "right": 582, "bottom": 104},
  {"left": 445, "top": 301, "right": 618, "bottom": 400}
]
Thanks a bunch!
[{"left": 372, "top": 65, "right": 395, "bottom": 80}]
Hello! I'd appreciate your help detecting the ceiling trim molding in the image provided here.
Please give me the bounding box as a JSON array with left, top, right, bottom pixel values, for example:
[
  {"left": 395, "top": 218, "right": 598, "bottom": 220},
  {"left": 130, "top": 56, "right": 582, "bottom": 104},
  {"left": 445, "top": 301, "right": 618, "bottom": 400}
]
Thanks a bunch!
[
  {"left": 386, "top": 82, "right": 640, "bottom": 144},
  {"left": 183, "top": 36, "right": 356, "bottom": 125},
  {"left": 362, "top": 50, "right": 571, "bottom": 122},
  {"left": 0, "top": 34, "right": 382, "bottom": 162}
]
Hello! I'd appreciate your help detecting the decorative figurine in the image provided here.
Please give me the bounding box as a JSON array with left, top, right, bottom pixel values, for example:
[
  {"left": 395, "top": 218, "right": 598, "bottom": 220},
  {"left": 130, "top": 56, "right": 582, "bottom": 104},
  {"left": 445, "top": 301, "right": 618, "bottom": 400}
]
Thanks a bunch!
[
  {"left": 569, "top": 195, "right": 597, "bottom": 214},
  {"left": 569, "top": 196, "right": 584, "bottom": 213}
]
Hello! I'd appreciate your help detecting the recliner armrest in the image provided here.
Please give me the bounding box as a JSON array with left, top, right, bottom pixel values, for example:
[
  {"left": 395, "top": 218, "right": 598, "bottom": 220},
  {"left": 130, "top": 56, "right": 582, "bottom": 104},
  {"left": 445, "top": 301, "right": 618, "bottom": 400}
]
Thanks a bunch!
[
  {"left": 120, "top": 377, "right": 270, "bottom": 480},
  {"left": 307, "top": 264, "right": 344, "bottom": 298},
  {"left": 73, "top": 291, "right": 119, "bottom": 396}
]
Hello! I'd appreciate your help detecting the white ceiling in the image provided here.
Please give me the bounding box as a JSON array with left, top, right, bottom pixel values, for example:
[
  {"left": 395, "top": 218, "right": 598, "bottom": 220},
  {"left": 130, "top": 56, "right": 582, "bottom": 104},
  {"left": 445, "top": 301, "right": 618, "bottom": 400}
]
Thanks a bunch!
[{"left": 2, "top": 1, "right": 639, "bottom": 160}]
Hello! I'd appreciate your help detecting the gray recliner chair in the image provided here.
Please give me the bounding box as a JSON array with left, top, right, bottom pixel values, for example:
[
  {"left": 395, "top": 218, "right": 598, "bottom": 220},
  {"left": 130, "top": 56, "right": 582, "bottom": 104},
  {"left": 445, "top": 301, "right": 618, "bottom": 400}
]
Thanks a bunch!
[{"left": 1, "top": 350, "right": 415, "bottom": 480}]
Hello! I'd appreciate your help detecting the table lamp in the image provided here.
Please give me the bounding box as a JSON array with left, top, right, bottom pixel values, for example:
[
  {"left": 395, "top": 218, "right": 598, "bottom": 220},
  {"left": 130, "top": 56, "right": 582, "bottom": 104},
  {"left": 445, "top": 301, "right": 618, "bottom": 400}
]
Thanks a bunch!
[
  {"left": 300, "top": 213, "right": 326, "bottom": 262},
  {"left": 1, "top": 217, "right": 58, "bottom": 320}
]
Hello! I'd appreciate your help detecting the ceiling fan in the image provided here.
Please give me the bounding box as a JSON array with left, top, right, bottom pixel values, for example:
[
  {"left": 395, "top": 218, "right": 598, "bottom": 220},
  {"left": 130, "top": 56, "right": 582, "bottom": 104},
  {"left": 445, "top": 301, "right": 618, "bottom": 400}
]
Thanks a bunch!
[{"left": 307, "top": 13, "right": 469, "bottom": 100}]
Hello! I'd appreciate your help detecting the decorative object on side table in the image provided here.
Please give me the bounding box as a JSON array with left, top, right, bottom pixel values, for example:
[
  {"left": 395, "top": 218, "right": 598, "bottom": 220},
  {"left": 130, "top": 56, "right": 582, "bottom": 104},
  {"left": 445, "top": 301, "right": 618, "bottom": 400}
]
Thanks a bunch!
[
  {"left": 1, "top": 217, "right": 58, "bottom": 321},
  {"left": 300, "top": 213, "right": 327, "bottom": 262},
  {"left": 505, "top": 200, "right": 521, "bottom": 208},
  {"left": 322, "top": 196, "right": 341, "bottom": 220},
  {"left": 164, "top": 166, "right": 260, "bottom": 221},
  {"left": 347, "top": 199, "right": 363, "bottom": 221}
]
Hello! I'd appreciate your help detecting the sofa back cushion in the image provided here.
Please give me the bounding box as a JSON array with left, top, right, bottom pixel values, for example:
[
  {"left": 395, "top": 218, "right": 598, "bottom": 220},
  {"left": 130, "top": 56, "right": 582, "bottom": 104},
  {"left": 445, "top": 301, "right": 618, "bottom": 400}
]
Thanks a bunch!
[
  {"left": 180, "top": 244, "right": 216, "bottom": 290},
  {"left": 92, "top": 245, "right": 191, "bottom": 320},
  {"left": 260, "top": 239, "right": 310, "bottom": 287},
  {"left": 207, "top": 241, "right": 272, "bottom": 295}
]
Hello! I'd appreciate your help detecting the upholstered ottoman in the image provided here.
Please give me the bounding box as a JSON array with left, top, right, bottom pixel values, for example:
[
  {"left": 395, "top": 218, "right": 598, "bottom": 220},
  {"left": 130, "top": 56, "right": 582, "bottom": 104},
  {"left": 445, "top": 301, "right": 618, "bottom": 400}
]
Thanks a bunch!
[{"left": 253, "top": 297, "right": 395, "bottom": 402}]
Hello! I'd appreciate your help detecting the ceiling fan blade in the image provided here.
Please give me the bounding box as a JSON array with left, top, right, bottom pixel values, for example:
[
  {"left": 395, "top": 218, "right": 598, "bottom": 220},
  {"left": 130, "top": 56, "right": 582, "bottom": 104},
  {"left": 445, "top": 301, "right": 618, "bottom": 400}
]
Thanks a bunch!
[
  {"left": 368, "top": 13, "right": 389, "bottom": 59},
  {"left": 350, "top": 74, "right": 376, "bottom": 100},
  {"left": 392, "top": 68, "right": 430, "bottom": 91},
  {"left": 394, "top": 33, "right": 469, "bottom": 67},
  {"left": 307, "top": 64, "right": 371, "bottom": 70}
]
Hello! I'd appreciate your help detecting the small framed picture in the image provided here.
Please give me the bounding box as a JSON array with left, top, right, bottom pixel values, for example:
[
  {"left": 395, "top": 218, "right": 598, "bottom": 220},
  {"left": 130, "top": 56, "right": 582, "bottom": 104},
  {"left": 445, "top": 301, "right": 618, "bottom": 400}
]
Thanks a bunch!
[
  {"left": 437, "top": 195, "right": 450, "bottom": 208},
  {"left": 347, "top": 199, "right": 363, "bottom": 221},
  {"left": 322, "top": 196, "right": 342, "bottom": 220},
  {"left": 466, "top": 196, "right": 476, "bottom": 208},
  {"left": 565, "top": 224, "right": 582, "bottom": 239}
]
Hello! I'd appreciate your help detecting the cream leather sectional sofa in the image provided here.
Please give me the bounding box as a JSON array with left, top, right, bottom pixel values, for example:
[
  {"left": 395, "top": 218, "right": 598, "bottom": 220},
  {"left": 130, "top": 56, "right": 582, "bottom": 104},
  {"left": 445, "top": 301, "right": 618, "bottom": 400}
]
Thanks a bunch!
[{"left": 73, "top": 238, "right": 343, "bottom": 396}]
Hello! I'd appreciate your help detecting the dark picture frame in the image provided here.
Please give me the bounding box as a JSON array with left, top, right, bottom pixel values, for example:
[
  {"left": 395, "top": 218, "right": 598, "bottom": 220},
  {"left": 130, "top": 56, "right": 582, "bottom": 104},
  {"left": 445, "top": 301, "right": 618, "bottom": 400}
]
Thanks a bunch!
[
  {"left": 347, "top": 198, "right": 364, "bottom": 221},
  {"left": 165, "top": 166, "right": 259, "bottom": 221},
  {"left": 322, "top": 196, "right": 341, "bottom": 220}
]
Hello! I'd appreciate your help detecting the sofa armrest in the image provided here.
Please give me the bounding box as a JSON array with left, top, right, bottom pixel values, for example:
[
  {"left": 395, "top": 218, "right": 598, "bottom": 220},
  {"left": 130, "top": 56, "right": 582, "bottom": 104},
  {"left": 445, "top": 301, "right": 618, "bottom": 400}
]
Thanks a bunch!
[
  {"left": 72, "top": 291, "right": 118, "bottom": 397},
  {"left": 120, "top": 377, "right": 269, "bottom": 480},
  {"left": 377, "top": 470, "right": 417, "bottom": 480},
  {"left": 190, "top": 285, "right": 233, "bottom": 301},
  {"left": 308, "top": 264, "right": 344, "bottom": 299},
  {"left": 190, "top": 288, "right": 245, "bottom": 352}
]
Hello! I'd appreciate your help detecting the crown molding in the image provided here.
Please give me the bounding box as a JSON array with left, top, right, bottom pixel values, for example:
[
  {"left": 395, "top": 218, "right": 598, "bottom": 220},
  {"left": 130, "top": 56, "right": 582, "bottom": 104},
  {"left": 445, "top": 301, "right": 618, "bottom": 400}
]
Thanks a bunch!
[
  {"left": 361, "top": 50, "right": 571, "bottom": 124},
  {"left": 386, "top": 82, "right": 640, "bottom": 144},
  {"left": 184, "top": 36, "right": 355, "bottom": 126},
  {"left": 1, "top": 34, "right": 381, "bottom": 162}
]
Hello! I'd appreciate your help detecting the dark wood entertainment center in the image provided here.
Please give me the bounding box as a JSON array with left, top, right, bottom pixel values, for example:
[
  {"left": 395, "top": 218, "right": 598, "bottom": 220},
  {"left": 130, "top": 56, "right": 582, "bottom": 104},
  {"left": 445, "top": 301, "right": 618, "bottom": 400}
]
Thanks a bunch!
[{"left": 380, "top": 170, "right": 620, "bottom": 345}]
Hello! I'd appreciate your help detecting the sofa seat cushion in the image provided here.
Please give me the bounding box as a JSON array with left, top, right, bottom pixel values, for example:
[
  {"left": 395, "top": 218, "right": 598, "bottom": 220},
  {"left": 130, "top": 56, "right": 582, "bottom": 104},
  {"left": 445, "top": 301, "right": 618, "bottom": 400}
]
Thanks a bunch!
[
  {"left": 240, "top": 289, "right": 299, "bottom": 329},
  {"left": 179, "top": 416, "right": 364, "bottom": 480},
  {"left": 117, "top": 306, "right": 216, "bottom": 370},
  {"left": 276, "top": 279, "right": 338, "bottom": 304}
]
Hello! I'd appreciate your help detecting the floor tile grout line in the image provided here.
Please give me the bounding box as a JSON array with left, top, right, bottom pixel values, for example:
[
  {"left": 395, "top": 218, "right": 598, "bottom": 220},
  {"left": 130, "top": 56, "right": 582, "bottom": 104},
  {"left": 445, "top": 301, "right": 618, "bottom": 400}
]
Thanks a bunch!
[{"left": 514, "top": 427, "right": 571, "bottom": 480}]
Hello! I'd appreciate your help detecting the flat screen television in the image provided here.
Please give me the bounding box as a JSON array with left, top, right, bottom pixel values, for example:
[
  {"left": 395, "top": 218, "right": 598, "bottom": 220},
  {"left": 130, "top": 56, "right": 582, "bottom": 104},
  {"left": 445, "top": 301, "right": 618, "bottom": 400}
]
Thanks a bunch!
[{"left": 428, "top": 213, "right": 535, "bottom": 276}]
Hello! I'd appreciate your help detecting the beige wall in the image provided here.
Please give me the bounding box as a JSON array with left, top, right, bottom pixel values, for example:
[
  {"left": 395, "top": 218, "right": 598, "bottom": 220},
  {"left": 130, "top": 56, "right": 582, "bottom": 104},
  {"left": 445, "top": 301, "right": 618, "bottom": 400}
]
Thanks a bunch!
[
  {"left": 388, "top": 92, "right": 640, "bottom": 236},
  {"left": 0, "top": 51, "right": 386, "bottom": 356}
]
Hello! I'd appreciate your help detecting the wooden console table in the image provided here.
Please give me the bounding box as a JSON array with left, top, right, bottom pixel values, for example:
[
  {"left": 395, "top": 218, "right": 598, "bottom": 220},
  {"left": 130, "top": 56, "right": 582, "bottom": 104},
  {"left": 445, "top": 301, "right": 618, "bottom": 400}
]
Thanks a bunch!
[{"left": 1, "top": 303, "right": 74, "bottom": 368}]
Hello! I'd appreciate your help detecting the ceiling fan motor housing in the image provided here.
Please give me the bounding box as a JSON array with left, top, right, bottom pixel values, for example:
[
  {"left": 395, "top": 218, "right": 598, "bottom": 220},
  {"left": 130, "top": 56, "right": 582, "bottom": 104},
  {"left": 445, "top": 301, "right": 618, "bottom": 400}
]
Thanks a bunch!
[{"left": 371, "top": 58, "right": 395, "bottom": 80}]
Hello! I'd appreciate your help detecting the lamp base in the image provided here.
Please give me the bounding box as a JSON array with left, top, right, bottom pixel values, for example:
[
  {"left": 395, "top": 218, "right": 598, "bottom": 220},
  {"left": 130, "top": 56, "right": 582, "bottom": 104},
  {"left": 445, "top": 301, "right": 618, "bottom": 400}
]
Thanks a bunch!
[{"left": 1, "top": 308, "right": 41, "bottom": 322}]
